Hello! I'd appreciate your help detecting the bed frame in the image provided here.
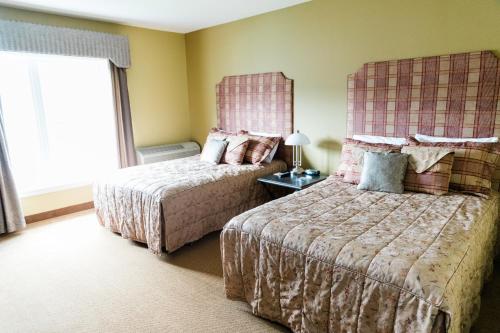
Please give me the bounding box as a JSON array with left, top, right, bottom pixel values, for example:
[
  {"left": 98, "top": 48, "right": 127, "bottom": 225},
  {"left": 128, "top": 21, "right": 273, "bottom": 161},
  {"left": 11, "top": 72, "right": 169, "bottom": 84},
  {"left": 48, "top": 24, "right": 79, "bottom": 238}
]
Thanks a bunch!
[{"left": 347, "top": 50, "right": 500, "bottom": 139}]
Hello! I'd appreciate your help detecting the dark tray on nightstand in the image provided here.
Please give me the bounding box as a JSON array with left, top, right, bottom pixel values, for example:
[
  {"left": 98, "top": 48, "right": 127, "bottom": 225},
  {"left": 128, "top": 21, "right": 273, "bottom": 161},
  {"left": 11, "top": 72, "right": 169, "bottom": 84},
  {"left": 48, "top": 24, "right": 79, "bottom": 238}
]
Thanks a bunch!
[{"left": 257, "top": 173, "right": 327, "bottom": 191}]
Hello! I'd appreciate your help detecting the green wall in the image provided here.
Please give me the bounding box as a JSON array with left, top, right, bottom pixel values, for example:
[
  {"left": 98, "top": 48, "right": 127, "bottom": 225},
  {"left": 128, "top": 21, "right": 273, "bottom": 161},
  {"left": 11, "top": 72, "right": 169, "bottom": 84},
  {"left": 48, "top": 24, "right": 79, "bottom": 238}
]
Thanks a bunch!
[{"left": 186, "top": 0, "right": 500, "bottom": 173}]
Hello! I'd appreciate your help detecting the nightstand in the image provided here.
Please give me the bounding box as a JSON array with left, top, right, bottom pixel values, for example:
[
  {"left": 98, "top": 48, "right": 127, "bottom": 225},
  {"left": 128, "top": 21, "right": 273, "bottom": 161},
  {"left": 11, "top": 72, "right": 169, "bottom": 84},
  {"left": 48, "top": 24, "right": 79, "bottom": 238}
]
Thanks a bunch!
[{"left": 258, "top": 173, "right": 327, "bottom": 198}]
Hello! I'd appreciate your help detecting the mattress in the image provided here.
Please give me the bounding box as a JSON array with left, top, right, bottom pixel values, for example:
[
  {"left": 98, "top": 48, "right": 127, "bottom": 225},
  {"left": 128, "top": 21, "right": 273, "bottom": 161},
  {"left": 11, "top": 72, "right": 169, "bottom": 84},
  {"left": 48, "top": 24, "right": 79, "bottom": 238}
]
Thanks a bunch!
[
  {"left": 94, "top": 155, "right": 286, "bottom": 254},
  {"left": 221, "top": 176, "right": 499, "bottom": 333}
]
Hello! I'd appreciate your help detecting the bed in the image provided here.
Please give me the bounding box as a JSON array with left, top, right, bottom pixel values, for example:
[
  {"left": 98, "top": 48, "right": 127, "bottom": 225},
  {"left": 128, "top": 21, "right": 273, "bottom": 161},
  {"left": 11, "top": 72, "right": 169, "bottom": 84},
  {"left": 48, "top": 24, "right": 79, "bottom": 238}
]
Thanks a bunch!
[
  {"left": 221, "top": 51, "right": 500, "bottom": 332},
  {"left": 94, "top": 72, "right": 294, "bottom": 254},
  {"left": 222, "top": 176, "right": 499, "bottom": 332}
]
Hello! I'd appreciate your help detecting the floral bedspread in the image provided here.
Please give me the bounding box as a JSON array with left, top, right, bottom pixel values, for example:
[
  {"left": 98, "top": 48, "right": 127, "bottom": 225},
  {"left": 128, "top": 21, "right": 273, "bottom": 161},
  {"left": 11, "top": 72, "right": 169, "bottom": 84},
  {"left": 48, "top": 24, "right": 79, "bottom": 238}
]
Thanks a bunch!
[
  {"left": 221, "top": 176, "right": 499, "bottom": 332},
  {"left": 94, "top": 155, "right": 286, "bottom": 254}
]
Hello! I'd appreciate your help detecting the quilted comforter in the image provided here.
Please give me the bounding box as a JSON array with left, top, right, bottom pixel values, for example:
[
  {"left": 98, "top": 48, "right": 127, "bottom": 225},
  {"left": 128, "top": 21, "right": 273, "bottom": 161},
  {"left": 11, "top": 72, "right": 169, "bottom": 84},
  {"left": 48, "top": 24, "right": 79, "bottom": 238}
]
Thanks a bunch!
[
  {"left": 221, "top": 176, "right": 499, "bottom": 333},
  {"left": 94, "top": 155, "right": 286, "bottom": 254}
]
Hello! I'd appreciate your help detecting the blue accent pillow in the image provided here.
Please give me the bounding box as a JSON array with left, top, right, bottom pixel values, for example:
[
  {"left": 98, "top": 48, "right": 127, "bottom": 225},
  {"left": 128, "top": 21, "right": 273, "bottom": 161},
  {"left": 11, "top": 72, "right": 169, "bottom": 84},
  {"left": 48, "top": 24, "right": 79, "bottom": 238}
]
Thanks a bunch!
[{"left": 357, "top": 152, "right": 409, "bottom": 194}]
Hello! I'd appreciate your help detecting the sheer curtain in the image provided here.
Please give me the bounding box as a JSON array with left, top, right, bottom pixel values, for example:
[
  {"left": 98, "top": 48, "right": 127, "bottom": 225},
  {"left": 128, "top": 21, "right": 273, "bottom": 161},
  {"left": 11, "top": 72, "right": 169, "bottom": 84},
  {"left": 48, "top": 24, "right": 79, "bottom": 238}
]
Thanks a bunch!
[
  {"left": 0, "top": 19, "right": 135, "bottom": 169},
  {"left": 0, "top": 98, "right": 25, "bottom": 234},
  {"left": 0, "top": 52, "right": 121, "bottom": 195},
  {"left": 111, "top": 64, "right": 137, "bottom": 168}
]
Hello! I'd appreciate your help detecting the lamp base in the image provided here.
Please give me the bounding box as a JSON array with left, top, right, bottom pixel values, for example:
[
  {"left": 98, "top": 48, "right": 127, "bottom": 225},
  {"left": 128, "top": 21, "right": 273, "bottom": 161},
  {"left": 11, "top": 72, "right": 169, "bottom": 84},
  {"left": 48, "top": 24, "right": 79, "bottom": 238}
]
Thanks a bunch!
[{"left": 291, "top": 166, "right": 304, "bottom": 175}]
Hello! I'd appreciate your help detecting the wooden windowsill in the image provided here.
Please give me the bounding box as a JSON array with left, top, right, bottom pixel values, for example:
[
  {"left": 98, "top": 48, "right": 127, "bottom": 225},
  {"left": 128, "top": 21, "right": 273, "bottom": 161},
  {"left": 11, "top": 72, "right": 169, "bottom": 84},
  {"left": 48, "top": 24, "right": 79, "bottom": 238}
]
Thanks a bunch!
[{"left": 25, "top": 201, "right": 94, "bottom": 224}]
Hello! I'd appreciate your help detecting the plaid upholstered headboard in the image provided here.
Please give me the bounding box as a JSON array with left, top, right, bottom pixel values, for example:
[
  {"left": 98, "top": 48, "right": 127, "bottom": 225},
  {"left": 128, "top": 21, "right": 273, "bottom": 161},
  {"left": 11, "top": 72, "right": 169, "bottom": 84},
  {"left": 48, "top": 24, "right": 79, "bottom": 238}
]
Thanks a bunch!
[
  {"left": 216, "top": 72, "right": 294, "bottom": 166},
  {"left": 347, "top": 51, "right": 500, "bottom": 139}
]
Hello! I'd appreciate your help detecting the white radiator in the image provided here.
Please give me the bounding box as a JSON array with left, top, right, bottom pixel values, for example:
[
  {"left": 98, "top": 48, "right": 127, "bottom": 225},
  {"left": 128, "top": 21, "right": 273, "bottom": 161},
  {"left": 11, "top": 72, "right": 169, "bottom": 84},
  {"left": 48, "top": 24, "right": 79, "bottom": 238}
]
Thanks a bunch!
[{"left": 136, "top": 141, "right": 200, "bottom": 165}]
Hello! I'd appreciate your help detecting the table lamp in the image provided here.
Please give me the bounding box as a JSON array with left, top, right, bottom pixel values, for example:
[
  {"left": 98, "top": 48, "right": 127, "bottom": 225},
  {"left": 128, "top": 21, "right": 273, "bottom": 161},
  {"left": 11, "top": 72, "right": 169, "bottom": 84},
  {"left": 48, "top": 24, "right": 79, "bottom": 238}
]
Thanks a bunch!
[{"left": 285, "top": 130, "right": 310, "bottom": 175}]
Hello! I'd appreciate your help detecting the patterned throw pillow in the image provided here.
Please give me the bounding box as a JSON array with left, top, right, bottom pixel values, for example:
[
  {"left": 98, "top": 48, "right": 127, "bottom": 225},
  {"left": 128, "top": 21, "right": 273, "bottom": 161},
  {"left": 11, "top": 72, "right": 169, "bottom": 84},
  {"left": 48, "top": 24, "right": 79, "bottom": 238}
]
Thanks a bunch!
[
  {"left": 493, "top": 144, "right": 500, "bottom": 190},
  {"left": 402, "top": 146, "right": 454, "bottom": 195},
  {"left": 207, "top": 128, "right": 249, "bottom": 165},
  {"left": 336, "top": 138, "right": 402, "bottom": 184},
  {"left": 408, "top": 137, "right": 499, "bottom": 195},
  {"left": 239, "top": 131, "right": 280, "bottom": 165},
  {"left": 222, "top": 136, "right": 249, "bottom": 165},
  {"left": 207, "top": 128, "right": 237, "bottom": 141}
]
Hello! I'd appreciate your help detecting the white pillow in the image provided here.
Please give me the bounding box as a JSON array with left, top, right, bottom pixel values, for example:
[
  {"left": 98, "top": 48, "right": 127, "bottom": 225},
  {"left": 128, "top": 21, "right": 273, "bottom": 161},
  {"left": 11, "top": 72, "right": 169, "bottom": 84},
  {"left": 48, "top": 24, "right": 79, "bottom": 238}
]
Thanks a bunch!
[
  {"left": 249, "top": 131, "right": 281, "bottom": 163},
  {"left": 352, "top": 135, "right": 407, "bottom": 145},
  {"left": 263, "top": 144, "right": 279, "bottom": 163},
  {"left": 200, "top": 139, "right": 228, "bottom": 164},
  {"left": 414, "top": 133, "right": 499, "bottom": 143}
]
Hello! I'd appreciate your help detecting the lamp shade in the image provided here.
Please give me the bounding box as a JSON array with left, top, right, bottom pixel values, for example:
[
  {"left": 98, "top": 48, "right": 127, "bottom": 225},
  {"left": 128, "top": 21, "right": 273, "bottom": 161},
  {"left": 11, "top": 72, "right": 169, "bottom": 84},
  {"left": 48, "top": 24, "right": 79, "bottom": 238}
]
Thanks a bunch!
[{"left": 285, "top": 131, "right": 310, "bottom": 146}]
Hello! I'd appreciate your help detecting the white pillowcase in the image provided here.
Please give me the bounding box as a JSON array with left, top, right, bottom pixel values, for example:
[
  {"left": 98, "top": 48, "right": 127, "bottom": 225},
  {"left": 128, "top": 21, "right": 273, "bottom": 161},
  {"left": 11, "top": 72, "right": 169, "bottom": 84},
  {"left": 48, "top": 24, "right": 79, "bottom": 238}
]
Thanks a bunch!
[
  {"left": 249, "top": 131, "right": 281, "bottom": 163},
  {"left": 263, "top": 144, "right": 280, "bottom": 163},
  {"left": 414, "top": 133, "right": 499, "bottom": 143},
  {"left": 352, "top": 135, "right": 407, "bottom": 145},
  {"left": 200, "top": 139, "right": 228, "bottom": 164}
]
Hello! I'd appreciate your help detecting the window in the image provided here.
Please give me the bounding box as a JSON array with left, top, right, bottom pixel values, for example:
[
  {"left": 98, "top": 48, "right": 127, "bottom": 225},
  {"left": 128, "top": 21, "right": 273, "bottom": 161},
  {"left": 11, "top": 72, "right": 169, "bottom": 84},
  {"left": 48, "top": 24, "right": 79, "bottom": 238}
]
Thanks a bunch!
[{"left": 0, "top": 52, "right": 119, "bottom": 196}]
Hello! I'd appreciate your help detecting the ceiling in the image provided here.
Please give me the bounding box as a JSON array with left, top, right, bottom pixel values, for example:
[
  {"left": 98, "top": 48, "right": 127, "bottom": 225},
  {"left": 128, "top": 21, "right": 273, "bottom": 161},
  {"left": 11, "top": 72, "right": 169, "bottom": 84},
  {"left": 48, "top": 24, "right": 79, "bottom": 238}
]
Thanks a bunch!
[{"left": 0, "top": 0, "right": 310, "bottom": 33}]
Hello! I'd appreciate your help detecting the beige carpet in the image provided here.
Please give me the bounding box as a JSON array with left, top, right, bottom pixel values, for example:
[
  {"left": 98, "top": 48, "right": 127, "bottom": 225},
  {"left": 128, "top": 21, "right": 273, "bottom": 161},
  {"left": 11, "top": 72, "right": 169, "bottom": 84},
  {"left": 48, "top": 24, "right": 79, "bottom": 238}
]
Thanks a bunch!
[{"left": 0, "top": 211, "right": 498, "bottom": 333}]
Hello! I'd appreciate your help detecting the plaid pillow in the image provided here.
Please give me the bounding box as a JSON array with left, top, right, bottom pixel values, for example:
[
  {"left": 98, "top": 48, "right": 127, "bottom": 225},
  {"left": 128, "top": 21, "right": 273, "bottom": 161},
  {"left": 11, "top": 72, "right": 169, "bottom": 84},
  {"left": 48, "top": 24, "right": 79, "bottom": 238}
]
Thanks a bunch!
[
  {"left": 336, "top": 138, "right": 402, "bottom": 184},
  {"left": 493, "top": 169, "right": 500, "bottom": 189},
  {"left": 207, "top": 128, "right": 249, "bottom": 165},
  {"left": 456, "top": 143, "right": 500, "bottom": 192},
  {"left": 239, "top": 130, "right": 280, "bottom": 165},
  {"left": 222, "top": 136, "right": 249, "bottom": 165},
  {"left": 408, "top": 137, "right": 499, "bottom": 195},
  {"left": 208, "top": 128, "right": 232, "bottom": 140},
  {"left": 402, "top": 146, "right": 454, "bottom": 195}
]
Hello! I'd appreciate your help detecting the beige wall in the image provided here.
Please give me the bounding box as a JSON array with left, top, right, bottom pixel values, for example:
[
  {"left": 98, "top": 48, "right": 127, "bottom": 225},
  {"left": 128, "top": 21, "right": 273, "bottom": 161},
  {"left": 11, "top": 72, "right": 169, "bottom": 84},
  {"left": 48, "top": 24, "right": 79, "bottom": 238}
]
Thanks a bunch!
[
  {"left": 185, "top": 0, "right": 500, "bottom": 173},
  {"left": 0, "top": 6, "right": 191, "bottom": 215},
  {"left": 2, "top": 0, "right": 500, "bottom": 215}
]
